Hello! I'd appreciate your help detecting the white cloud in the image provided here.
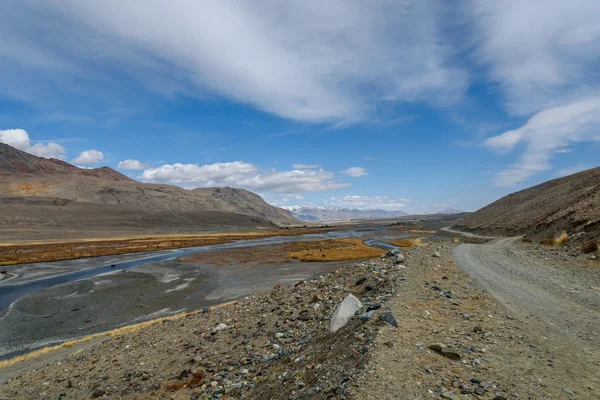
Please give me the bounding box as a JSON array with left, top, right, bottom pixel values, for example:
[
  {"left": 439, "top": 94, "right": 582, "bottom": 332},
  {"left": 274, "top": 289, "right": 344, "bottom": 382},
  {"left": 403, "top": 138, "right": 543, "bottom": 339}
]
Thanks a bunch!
[
  {"left": 485, "top": 98, "right": 600, "bottom": 186},
  {"left": 117, "top": 159, "right": 150, "bottom": 170},
  {"left": 468, "top": 0, "right": 600, "bottom": 115},
  {"left": 72, "top": 149, "right": 104, "bottom": 165},
  {"left": 555, "top": 148, "right": 572, "bottom": 154},
  {"left": 326, "top": 195, "right": 407, "bottom": 211},
  {"left": 341, "top": 167, "right": 367, "bottom": 177},
  {"left": 292, "top": 164, "right": 321, "bottom": 169},
  {"left": 0, "top": 128, "right": 66, "bottom": 158},
  {"left": 3, "top": 1, "right": 467, "bottom": 123},
  {"left": 139, "top": 162, "right": 350, "bottom": 194},
  {"left": 556, "top": 164, "right": 592, "bottom": 178}
]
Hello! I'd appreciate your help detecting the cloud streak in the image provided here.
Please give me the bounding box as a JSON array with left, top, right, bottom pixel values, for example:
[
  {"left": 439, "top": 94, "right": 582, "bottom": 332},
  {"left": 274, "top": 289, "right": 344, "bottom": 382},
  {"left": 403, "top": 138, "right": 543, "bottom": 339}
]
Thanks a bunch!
[
  {"left": 485, "top": 97, "right": 600, "bottom": 186},
  {"left": 139, "top": 162, "right": 351, "bottom": 194},
  {"left": 1, "top": 0, "right": 467, "bottom": 124},
  {"left": 341, "top": 167, "right": 368, "bottom": 177}
]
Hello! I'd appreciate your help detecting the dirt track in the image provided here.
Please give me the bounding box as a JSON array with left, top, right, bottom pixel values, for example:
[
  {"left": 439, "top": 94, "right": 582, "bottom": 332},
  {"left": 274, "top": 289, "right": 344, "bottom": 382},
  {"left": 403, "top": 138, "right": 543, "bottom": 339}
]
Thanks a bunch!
[{"left": 453, "top": 238, "right": 600, "bottom": 393}]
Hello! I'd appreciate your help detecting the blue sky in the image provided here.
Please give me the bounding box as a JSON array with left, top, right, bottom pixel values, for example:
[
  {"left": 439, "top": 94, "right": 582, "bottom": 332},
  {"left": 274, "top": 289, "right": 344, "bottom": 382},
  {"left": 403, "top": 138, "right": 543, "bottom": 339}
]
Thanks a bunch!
[{"left": 1, "top": 1, "right": 599, "bottom": 213}]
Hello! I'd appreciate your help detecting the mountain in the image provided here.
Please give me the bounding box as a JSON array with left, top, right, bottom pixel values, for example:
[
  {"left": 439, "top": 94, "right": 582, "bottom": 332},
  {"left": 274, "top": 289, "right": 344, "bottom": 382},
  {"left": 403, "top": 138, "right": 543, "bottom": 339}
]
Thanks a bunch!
[
  {"left": 455, "top": 166, "right": 600, "bottom": 240},
  {"left": 282, "top": 205, "right": 408, "bottom": 221},
  {"left": 436, "top": 208, "right": 464, "bottom": 214},
  {"left": 0, "top": 143, "right": 299, "bottom": 233}
]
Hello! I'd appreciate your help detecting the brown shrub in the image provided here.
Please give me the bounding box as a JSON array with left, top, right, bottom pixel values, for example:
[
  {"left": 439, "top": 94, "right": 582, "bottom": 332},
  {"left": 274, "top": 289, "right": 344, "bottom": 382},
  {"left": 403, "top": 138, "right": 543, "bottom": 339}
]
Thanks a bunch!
[{"left": 581, "top": 240, "right": 599, "bottom": 254}]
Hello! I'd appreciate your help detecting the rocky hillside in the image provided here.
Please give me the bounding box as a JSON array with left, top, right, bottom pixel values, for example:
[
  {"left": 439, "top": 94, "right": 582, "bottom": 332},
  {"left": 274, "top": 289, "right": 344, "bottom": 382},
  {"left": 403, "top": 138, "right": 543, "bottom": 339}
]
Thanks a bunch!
[
  {"left": 455, "top": 166, "right": 600, "bottom": 240},
  {"left": 0, "top": 143, "right": 298, "bottom": 228}
]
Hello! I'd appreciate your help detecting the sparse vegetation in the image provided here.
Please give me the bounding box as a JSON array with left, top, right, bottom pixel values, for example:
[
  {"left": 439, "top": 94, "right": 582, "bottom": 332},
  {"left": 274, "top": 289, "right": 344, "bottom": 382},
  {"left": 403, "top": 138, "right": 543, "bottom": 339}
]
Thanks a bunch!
[
  {"left": 287, "top": 238, "right": 383, "bottom": 262},
  {"left": 581, "top": 240, "right": 599, "bottom": 254},
  {"left": 0, "top": 229, "right": 333, "bottom": 266},
  {"left": 388, "top": 237, "right": 428, "bottom": 247},
  {"left": 540, "top": 232, "right": 569, "bottom": 246}
]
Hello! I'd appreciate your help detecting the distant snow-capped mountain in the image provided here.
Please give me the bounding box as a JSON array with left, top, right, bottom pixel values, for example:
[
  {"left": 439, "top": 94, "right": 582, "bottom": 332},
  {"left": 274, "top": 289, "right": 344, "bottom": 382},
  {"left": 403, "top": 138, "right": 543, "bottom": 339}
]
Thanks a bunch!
[
  {"left": 281, "top": 205, "right": 408, "bottom": 221},
  {"left": 435, "top": 208, "right": 464, "bottom": 214}
]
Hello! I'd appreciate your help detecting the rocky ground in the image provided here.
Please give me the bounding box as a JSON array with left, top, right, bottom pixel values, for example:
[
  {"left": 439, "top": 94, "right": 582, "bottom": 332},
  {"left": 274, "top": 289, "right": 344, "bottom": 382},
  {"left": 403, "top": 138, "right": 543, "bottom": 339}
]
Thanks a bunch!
[{"left": 1, "top": 238, "right": 598, "bottom": 399}]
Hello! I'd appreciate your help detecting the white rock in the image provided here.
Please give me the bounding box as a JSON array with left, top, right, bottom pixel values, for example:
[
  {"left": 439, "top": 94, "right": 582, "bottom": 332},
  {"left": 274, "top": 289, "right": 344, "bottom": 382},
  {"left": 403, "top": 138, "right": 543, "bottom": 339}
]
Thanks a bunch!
[
  {"left": 213, "top": 323, "right": 228, "bottom": 332},
  {"left": 330, "top": 294, "right": 363, "bottom": 333}
]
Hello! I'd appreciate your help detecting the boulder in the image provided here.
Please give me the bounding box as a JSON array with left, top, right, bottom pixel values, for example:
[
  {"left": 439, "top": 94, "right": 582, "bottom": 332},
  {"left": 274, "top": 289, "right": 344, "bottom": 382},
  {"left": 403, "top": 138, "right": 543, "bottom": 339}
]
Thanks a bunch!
[
  {"left": 330, "top": 294, "right": 363, "bottom": 333},
  {"left": 393, "top": 252, "right": 405, "bottom": 264}
]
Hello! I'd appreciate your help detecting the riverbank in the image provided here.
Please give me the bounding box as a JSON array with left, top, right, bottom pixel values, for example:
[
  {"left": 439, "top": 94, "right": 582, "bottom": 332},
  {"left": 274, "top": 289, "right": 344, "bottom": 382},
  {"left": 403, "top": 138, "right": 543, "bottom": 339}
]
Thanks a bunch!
[{"left": 3, "top": 237, "right": 598, "bottom": 399}]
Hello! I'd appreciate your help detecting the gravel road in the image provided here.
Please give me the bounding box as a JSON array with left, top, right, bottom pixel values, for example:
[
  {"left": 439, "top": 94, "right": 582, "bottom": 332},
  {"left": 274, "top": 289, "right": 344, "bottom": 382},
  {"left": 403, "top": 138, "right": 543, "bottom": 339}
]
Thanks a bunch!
[{"left": 454, "top": 238, "right": 600, "bottom": 393}]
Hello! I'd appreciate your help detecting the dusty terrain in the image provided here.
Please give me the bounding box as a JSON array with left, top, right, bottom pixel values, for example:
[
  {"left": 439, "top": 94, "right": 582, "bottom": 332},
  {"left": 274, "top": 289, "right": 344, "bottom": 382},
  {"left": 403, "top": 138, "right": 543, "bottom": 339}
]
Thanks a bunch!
[
  {"left": 2, "top": 234, "right": 597, "bottom": 399},
  {"left": 354, "top": 238, "right": 599, "bottom": 400},
  {"left": 455, "top": 166, "right": 600, "bottom": 242}
]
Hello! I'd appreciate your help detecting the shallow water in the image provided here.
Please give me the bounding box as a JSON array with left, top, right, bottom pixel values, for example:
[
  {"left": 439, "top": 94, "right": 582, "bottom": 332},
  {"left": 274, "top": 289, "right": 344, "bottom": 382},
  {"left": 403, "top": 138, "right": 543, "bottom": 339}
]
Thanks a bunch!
[{"left": 0, "top": 229, "right": 389, "bottom": 312}]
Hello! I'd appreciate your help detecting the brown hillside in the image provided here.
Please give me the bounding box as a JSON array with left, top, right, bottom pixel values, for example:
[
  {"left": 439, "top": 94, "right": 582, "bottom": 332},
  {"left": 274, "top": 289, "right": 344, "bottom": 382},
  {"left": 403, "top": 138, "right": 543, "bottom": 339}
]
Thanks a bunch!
[
  {"left": 0, "top": 143, "right": 299, "bottom": 236},
  {"left": 455, "top": 166, "right": 600, "bottom": 240}
]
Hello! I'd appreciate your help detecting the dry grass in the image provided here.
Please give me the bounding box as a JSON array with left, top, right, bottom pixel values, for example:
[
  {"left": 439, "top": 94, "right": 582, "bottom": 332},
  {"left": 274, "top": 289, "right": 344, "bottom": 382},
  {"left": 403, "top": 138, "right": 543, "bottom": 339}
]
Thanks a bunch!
[
  {"left": 388, "top": 237, "right": 428, "bottom": 248},
  {"left": 0, "top": 228, "right": 332, "bottom": 266},
  {"left": 0, "top": 301, "right": 237, "bottom": 369},
  {"left": 409, "top": 230, "right": 437, "bottom": 234},
  {"left": 541, "top": 232, "right": 569, "bottom": 247},
  {"left": 287, "top": 238, "right": 383, "bottom": 262}
]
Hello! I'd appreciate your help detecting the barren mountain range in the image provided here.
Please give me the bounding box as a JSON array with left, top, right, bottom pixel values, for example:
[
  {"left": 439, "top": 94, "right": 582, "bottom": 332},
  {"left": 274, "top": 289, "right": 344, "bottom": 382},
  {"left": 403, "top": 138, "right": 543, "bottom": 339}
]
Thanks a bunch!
[
  {"left": 455, "top": 166, "right": 600, "bottom": 241},
  {"left": 0, "top": 143, "right": 298, "bottom": 238},
  {"left": 282, "top": 205, "right": 409, "bottom": 221}
]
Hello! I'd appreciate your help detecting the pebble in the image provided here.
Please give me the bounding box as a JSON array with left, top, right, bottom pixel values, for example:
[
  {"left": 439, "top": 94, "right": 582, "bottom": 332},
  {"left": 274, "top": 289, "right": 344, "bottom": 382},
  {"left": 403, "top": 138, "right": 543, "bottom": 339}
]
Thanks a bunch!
[
  {"left": 379, "top": 312, "right": 398, "bottom": 327},
  {"left": 359, "top": 310, "right": 375, "bottom": 322}
]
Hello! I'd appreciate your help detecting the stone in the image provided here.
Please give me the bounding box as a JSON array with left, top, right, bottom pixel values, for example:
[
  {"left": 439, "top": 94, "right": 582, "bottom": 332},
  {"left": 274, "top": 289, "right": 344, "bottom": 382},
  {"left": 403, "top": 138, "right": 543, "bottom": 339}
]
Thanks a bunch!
[
  {"left": 330, "top": 294, "right": 363, "bottom": 333},
  {"left": 441, "top": 348, "right": 462, "bottom": 360},
  {"left": 359, "top": 310, "right": 375, "bottom": 321},
  {"left": 433, "top": 251, "right": 441, "bottom": 258},
  {"left": 393, "top": 253, "right": 405, "bottom": 264},
  {"left": 379, "top": 312, "right": 398, "bottom": 327},
  {"left": 474, "top": 387, "right": 485, "bottom": 395},
  {"left": 470, "top": 377, "right": 481, "bottom": 384},
  {"left": 562, "top": 388, "right": 576, "bottom": 395},
  {"left": 366, "top": 303, "right": 381, "bottom": 312},
  {"left": 213, "top": 323, "right": 228, "bottom": 332},
  {"left": 428, "top": 343, "right": 446, "bottom": 352},
  {"left": 386, "top": 248, "right": 400, "bottom": 258},
  {"left": 91, "top": 388, "right": 105, "bottom": 398}
]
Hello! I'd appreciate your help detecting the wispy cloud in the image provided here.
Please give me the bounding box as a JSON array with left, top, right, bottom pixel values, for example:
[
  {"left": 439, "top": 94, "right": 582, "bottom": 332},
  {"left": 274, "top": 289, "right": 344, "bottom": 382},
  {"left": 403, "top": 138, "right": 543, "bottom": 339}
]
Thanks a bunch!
[
  {"left": 325, "top": 195, "right": 407, "bottom": 211},
  {"left": 467, "top": 0, "right": 600, "bottom": 115},
  {"left": 485, "top": 98, "right": 600, "bottom": 186},
  {"left": 556, "top": 163, "right": 592, "bottom": 177},
  {"left": 292, "top": 164, "right": 321, "bottom": 169},
  {"left": 139, "top": 163, "right": 351, "bottom": 194},
  {"left": 341, "top": 167, "right": 367, "bottom": 177},
  {"left": 1, "top": 1, "right": 467, "bottom": 124}
]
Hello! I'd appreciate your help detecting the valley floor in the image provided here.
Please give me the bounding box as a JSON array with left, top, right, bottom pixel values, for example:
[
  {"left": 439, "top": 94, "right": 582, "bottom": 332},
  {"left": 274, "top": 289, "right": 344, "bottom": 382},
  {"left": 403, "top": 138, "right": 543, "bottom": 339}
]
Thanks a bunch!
[{"left": 1, "top": 235, "right": 598, "bottom": 399}]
